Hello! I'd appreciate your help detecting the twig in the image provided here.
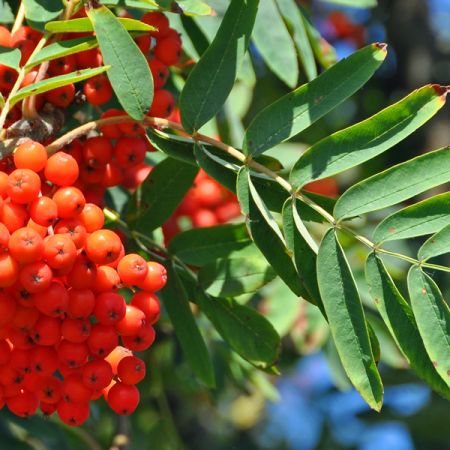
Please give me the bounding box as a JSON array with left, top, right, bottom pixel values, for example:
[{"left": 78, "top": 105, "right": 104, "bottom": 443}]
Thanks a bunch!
[{"left": 48, "top": 115, "right": 449, "bottom": 273}]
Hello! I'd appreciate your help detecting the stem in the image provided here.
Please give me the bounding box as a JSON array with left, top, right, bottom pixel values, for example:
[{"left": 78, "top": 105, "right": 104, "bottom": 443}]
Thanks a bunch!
[
  {"left": 52, "top": 115, "right": 449, "bottom": 273},
  {"left": 0, "top": 68, "right": 25, "bottom": 130},
  {"left": 11, "top": 2, "right": 25, "bottom": 35},
  {"left": 23, "top": 0, "right": 76, "bottom": 119},
  {"left": 0, "top": 31, "right": 52, "bottom": 130}
]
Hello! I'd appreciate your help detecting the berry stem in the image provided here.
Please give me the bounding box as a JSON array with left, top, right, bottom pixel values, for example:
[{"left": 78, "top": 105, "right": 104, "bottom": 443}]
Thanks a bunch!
[{"left": 48, "top": 115, "right": 449, "bottom": 273}]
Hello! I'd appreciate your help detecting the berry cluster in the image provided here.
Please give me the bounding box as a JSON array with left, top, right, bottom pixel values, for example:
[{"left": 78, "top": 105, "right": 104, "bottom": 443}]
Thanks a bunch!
[
  {"left": 0, "top": 140, "right": 165, "bottom": 425},
  {"left": 1, "top": 10, "right": 179, "bottom": 129},
  {"left": 163, "top": 169, "right": 241, "bottom": 243},
  {"left": 57, "top": 132, "right": 153, "bottom": 204}
]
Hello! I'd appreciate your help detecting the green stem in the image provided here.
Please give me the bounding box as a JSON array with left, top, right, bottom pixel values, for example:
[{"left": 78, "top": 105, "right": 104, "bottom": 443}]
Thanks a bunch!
[{"left": 55, "top": 117, "right": 449, "bottom": 274}]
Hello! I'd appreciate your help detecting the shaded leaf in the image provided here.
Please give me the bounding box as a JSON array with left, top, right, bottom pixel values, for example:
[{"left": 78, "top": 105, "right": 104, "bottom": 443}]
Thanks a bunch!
[
  {"left": 131, "top": 157, "right": 198, "bottom": 232},
  {"left": 0, "top": 1, "right": 14, "bottom": 23},
  {"left": 160, "top": 264, "right": 215, "bottom": 387},
  {"left": 196, "top": 290, "right": 281, "bottom": 368},
  {"left": 195, "top": 143, "right": 335, "bottom": 221},
  {"left": 169, "top": 223, "right": 253, "bottom": 266},
  {"left": 24, "top": 0, "right": 63, "bottom": 24},
  {"left": 302, "top": 11, "right": 336, "bottom": 69},
  {"left": 199, "top": 257, "right": 276, "bottom": 297},
  {"left": 317, "top": 229, "right": 383, "bottom": 410},
  {"left": 10, "top": 66, "right": 109, "bottom": 107},
  {"left": 0, "top": 46, "right": 20, "bottom": 71},
  {"left": 282, "top": 198, "right": 323, "bottom": 310},
  {"left": 252, "top": 0, "right": 298, "bottom": 87},
  {"left": 334, "top": 147, "right": 450, "bottom": 220},
  {"left": 365, "top": 254, "right": 450, "bottom": 398},
  {"left": 407, "top": 266, "right": 450, "bottom": 388},
  {"left": 319, "top": 0, "right": 377, "bottom": 7},
  {"left": 291, "top": 85, "right": 448, "bottom": 188},
  {"left": 373, "top": 192, "right": 450, "bottom": 244},
  {"left": 244, "top": 43, "right": 387, "bottom": 157},
  {"left": 180, "top": 0, "right": 258, "bottom": 133},
  {"left": 147, "top": 128, "right": 196, "bottom": 165},
  {"left": 276, "top": 0, "right": 317, "bottom": 81},
  {"left": 177, "top": 0, "right": 214, "bottom": 16},
  {"left": 87, "top": 5, "right": 154, "bottom": 120},
  {"left": 237, "top": 167, "right": 305, "bottom": 296},
  {"left": 419, "top": 224, "right": 450, "bottom": 261}
]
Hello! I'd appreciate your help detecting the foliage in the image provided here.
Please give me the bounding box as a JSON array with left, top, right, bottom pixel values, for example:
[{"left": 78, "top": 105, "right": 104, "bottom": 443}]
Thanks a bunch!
[{"left": 0, "top": 0, "right": 448, "bottom": 447}]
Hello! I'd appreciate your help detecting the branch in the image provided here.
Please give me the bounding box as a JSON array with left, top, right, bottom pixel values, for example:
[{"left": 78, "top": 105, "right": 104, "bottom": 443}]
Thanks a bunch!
[{"left": 47, "top": 115, "right": 450, "bottom": 273}]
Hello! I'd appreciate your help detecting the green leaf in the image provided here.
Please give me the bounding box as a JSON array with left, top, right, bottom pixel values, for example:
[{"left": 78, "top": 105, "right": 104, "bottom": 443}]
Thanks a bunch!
[
  {"left": 408, "top": 266, "right": 450, "bottom": 388},
  {"left": 199, "top": 257, "right": 276, "bottom": 297},
  {"left": 147, "top": 129, "right": 196, "bottom": 166},
  {"left": 0, "top": 1, "right": 14, "bottom": 23},
  {"left": 169, "top": 223, "right": 253, "bottom": 266},
  {"left": 319, "top": 0, "right": 377, "bottom": 7},
  {"left": 237, "top": 167, "right": 305, "bottom": 296},
  {"left": 365, "top": 254, "right": 450, "bottom": 399},
  {"left": 46, "top": 17, "right": 156, "bottom": 33},
  {"left": 282, "top": 198, "right": 323, "bottom": 310},
  {"left": 252, "top": 0, "right": 298, "bottom": 87},
  {"left": 102, "top": 0, "right": 158, "bottom": 9},
  {"left": 243, "top": 43, "right": 387, "bottom": 157},
  {"left": 334, "top": 147, "right": 450, "bottom": 220},
  {"left": 302, "top": 11, "right": 336, "bottom": 69},
  {"left": 180, "top": 0, "right": 259, "bottom": 133},
  {"left": 177, "top": 0, "right": 214, "bottom": 16},
  {"left": 195, "top": 143, "right": 335, "bottom": 221},
  {"left": 179, "top": 15, "right": 210, "bottom": 59},
  {"left": 276, "top": 0, "right": 317, "bottom": 81},
  {"left": 160, "top": 264, "right": 215, "bottom": 387},
  {"left": 24, "top": 0, "right": 63, "bottom": 24},
  {"left": 196, "top": 290, "right": 281, "bottom": 368},
  {"left": 10, "top": 66, "right": 109, "bottom": 107},
  {"left": 0, "top": 46, "right": 21, "bottom": 71},
  {"left": 317, "top": 229, "right": 383, "bottom": 410},
  {"left": 419, "top": 224, "right": 450, "bottom": 261},
  {"left": 87, "top": 5, "right": 154, "bottom": 120},
  {"left": 131, "top": 157, "right": 198, "bottom": 232},
  {"left": 291, "top": 84, "right": 448, "bottom": 188},
  {"left": 373, "top": 192, "right": 450, "bottom": 244},
  {"left": 26, "top": 36, "right": 98, "bottom": 69}
]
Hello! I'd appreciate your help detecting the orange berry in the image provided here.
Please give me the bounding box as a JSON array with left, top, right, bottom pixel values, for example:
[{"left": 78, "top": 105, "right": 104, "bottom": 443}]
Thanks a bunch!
[
  {"left": 85, "top": 229, "right": 122, "bottom": 265},
  {"left": 29, "top": 196, "right": 58, "bottom": 226},
  {"left": 1, "top": 202, "right": 29, "bottom": 232},
  {"left": 14, "top": 141, "right": 48, "bottom": 172},
  {"left": 8, "top": 227, "right": 44, "bottom": 263},
  {"left": 0, "top": 253, "right": 19, "bottom": 287},
  {"left": 43, "top": 234, "right": 77, "bottom": 270},
  {"left": 45, "top": 152, "right": 79, "bottom": 186},
  {"left": 78, "top": 203, "right": 105, "bottom": 233},
  {"left": 53, "top": 187, "right": 85, "bottom": 218},
  {"left": 117, "top": 253, "right": 148, "bottom": 286},
  {"left": 7, "top": 169, "right": 41, "bottom": 204}
]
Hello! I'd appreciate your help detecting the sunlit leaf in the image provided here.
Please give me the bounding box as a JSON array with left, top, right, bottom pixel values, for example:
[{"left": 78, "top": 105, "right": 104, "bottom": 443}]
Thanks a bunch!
[
  {"left": 317, "top": 229, "right": 383, "bottom": 410},
  {"left": 373, "top": 192, "right": 450, "bottom": 244},
  {"left": 334, "top": 147, "right": 450, "bottom": 220},
  {"left": 408, "top": 266, "right": 450, "bottom": 388},
  {"left": 366, "top": 254, "right": 450, "bottom": 398},
  {"left": 244, "top": 43, "right": 387, "bottom": 157}
]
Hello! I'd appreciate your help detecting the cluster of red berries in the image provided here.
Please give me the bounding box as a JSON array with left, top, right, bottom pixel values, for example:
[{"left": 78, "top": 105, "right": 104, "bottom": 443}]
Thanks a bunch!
[
  {"left": 58, "top": 132, "right": 153, "bottom": 205},
  {"left": 1, "top": 10, "right": 180, "bottom": 129},
  {"left": 0, "top": 140, "right": 165, "bottom": 425},
  {"left": 163, "top": 169, "right": 241, "bottom": 243}
]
